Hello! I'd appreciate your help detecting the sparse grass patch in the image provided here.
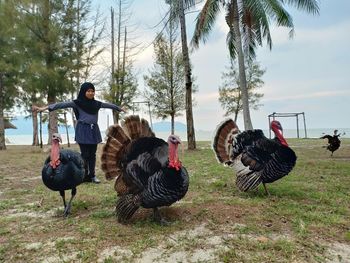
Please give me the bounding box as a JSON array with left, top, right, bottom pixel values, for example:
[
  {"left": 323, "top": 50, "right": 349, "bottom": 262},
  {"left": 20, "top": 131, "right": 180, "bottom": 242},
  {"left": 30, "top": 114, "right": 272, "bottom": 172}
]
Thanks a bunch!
[
  {"left": 345, "top": 232, "right": 350, "bottom": 241},
  {"left": 0, "top": 140, "right": 350, "bottom": 262},
  {"left": 217, "top": 234, "right": 325, "bottom": 263}
]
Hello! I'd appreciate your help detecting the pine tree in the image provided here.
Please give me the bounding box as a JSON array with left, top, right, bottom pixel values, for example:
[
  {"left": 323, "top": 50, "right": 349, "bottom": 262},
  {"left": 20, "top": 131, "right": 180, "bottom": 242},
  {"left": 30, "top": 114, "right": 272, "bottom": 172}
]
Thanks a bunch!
[
  {"left": 143, "top": 19, "right": 186, "bottom": 134},
  {"left": 104, "top": 0, "right": 138, "bottom": 124},
  {"left": 219, "top": 58, "right": 264, "bottom": 122},
  {"left": 0, "top": 1, "right": 21, "bottom": 150}
]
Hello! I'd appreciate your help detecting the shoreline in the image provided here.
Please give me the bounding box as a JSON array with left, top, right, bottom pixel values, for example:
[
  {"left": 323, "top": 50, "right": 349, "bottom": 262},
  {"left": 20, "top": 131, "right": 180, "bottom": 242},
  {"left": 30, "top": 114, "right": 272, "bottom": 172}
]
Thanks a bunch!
[{"left": 5, "top": 128, "right": 350, "bottom": 145}]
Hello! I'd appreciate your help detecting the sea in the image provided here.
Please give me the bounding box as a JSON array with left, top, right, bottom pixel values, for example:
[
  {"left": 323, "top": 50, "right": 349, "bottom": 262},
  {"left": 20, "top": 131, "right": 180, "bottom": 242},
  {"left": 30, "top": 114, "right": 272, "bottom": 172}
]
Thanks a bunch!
[{"left": 5, "top": 128, "right": 350, "bottom": 145}]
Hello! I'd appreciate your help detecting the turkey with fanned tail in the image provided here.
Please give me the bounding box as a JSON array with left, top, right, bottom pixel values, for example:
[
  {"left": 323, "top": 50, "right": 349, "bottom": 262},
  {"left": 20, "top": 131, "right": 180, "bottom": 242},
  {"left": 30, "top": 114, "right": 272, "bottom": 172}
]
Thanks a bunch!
[
  {"left": 101, "top": 115, "right": 189, "bottom": 224},
  {"left": 212, "top": 119, "right": 297, "bottom": 195},
  {"left": 320, "top": 129, "right": 343, "bottom": 156}
]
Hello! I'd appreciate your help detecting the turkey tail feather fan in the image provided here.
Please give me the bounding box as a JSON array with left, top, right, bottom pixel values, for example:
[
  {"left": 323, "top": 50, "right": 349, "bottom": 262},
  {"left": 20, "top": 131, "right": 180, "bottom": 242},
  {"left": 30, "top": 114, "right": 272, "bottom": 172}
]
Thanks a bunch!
[
  {"left": 140, "top": 119, "right": 155, "bottom": 137},
  {"left": 122, "top": 115, "right": 141, "bottom": 140},
  {"left": 121, "top": 115, "right": 155, "bottom": 140},
  {"left": 212, "top": 119, "right": 239, "bottom": 165},
  {"left": 101, "top": 115, "right": 189, "bottom": 223},
  {"left": 101, "top": 125, "right": 130, "bottom": 180}
]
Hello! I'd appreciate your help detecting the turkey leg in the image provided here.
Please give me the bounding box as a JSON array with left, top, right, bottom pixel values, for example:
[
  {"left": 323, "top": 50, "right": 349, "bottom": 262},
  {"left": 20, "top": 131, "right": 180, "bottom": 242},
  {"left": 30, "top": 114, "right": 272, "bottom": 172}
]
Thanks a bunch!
[
  {"left": 59, "top": 190, "right": 67, "bottom": 211},
  {"left": 263, "top": 183, "right": 270, "bottom": 196},
  {"left": 153, "top": 207, "right": 170, "bottom": 225},
  {"left": 63, "top": 188, "right": 77, "bottom": 217}
]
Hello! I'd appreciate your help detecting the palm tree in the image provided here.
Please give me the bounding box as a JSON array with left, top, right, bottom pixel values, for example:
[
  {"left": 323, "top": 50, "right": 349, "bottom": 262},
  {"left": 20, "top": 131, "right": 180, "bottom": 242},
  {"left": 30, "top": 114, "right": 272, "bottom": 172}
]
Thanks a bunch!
[
  {"left": 192, "top": 0, "right": 319, "bottom": 130},
  {"left": 167, "top": 0, "right": 197, "bottom": 150}
]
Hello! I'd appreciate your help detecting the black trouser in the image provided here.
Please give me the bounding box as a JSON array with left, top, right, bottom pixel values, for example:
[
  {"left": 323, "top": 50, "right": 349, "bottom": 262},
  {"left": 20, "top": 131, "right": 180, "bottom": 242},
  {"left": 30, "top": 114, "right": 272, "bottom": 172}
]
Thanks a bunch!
[{"left": 79, "top": 144, "right": 98, "bottom": 179}]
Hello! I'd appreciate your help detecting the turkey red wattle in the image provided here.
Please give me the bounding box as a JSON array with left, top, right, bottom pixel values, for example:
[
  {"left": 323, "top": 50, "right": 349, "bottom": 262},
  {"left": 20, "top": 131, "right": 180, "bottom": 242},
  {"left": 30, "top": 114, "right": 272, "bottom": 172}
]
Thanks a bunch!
[
  {"left": 271, "top": 121, "right": 288, "bottom": 147},
  {"left": 50, "top": 138, "right": 61, "bottom": 169},
  {"left": 168, "top": 138, "right": 182, "bottom": 171}
]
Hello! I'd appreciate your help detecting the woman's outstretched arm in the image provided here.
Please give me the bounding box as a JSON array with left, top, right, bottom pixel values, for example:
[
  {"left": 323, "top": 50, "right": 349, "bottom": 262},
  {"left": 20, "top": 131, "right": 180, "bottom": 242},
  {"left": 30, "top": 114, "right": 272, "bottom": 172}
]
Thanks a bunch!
[{"left": 32, "top": 105, "right": 49, "bottom": 112}]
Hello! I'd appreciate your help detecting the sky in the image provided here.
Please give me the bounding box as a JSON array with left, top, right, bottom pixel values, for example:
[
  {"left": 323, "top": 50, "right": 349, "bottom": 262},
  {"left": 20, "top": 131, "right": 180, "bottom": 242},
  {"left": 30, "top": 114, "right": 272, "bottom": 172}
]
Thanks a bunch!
[{"left": 91, "top": 0, "right": 350, "bottom": 131}]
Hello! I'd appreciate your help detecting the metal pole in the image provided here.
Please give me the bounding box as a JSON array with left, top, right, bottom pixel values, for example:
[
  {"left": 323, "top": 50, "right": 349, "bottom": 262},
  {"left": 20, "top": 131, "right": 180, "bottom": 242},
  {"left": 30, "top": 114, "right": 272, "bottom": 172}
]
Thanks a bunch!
[
  {"left": 268, "top": 116, "right": 271, "bottom": 139},
  {"left": 303, "top": 112, "right": 307, "bottom": 138},
  {"left": 296, "top": 114, "right": 300, "bottom": 138},
  {"left": 271, "top": 113, "right": 275, "bottom": 138}
]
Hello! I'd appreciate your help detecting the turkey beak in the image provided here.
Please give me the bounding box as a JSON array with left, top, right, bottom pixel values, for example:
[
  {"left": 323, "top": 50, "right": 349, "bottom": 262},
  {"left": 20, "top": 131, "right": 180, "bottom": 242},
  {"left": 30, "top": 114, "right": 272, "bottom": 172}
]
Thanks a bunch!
[
  {"left": 177, "top": 137, "right": 182, "bottom": 145},
  {"left": 173, "top": 135, "right": 183, "bottom": 159},
  {"left": 278, "top": 124, "right": 283, "bottom": 134},
  {"left": 52, "top": 133, "right": 62, "bottom": 143}
]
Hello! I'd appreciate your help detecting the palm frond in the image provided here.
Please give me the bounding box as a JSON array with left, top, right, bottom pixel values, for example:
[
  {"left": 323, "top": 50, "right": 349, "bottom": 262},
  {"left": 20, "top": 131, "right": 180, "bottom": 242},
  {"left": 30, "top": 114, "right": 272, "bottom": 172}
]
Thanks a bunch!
[
  {"left": 263, "top": 0, "right": 294, "bottom": 37},
  {"left": 226, "top": 29, "right": 237, "bottom": 60},
  {"left": 242, "top": 0, "right": 272, "bottom": 50},
  {"left": 191, "top": 0, "right": 223, "bottom": 48},
  {"left": 183, "top": 0, "right": 202, "bottom": 10},
  {"left": 167, "top": 0, "right": 202, "bottom": 19},
  {"left": 283, "top": 0, "right": 320, "bottom": 15}
]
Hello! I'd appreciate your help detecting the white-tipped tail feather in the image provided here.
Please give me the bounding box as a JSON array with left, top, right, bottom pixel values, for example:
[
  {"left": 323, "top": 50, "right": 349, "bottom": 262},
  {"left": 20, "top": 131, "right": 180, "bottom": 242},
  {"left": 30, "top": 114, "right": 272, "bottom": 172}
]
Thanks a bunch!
[
  {"left": 212, "top": 119, "right": 240, "bottom": 165},
  {"left": 101, "top": 115, "right": 155, "bottom": 181}
]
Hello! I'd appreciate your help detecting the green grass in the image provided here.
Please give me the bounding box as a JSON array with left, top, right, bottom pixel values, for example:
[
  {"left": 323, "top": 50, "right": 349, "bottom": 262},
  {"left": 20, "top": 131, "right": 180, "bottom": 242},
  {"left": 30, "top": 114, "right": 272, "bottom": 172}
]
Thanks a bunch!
[{"left": 0, "top": 139, "right": 350, "bottom": 262}]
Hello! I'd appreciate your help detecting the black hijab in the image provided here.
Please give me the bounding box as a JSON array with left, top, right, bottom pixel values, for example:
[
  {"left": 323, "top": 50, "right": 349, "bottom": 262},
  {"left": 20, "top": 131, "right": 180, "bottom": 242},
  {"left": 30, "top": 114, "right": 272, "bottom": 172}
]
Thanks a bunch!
[{"left": 73, "top": 82, "right": 102, "bottom": 116}]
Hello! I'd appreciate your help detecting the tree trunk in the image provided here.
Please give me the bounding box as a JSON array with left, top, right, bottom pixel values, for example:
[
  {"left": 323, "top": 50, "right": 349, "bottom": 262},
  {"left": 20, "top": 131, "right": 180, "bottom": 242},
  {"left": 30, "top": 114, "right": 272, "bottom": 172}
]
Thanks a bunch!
[
  {"left": 170, "top": 18, "right": 175, "bottom": 136},
  {"left": 234, "top": 90, "right": 241, "bottom": 123},
  {"left": 73, "top": 0, "right": 81, "bottom": 130},
  {"left": 171, "top": 114, "right": 175, "bottom": 135},
  {"left": 178, "top": 0, "right": 196, "bottom": 150},
  {"left": 234, "top": 108, "right": 239, "bottom": 122},
  {"left": 64, "top": 112, "right": 70, "bottom": 147},
  {"left": 232, "top": 0, "right": 253, "bottom": 130},
  {"left": 113, "top": 110, "right": 120, "bottom": 124},
  {"left": 112, "top": 1, "right": 123, "bottom": 125},
  {"left": 47, "top": 95, "right": 58, "bottom": 145},
  {"left": 111, "top": 7, "right": 115, "bottom": 85},
  {"left": 32, "top": 107, "right": 39, "bottom": 146},
  {"left": 0, "top": 74, "right": 6, "bottom": 150},
  {"left": 43, "top": 1, "right": 58, "bottom": 144}
]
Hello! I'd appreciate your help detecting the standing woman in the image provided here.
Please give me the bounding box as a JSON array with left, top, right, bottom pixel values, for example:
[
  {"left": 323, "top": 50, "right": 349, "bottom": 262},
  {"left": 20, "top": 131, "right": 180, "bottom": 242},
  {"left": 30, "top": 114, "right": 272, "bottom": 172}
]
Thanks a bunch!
[{"left": 34, "top": 82, "right": 126, "bottom": 184}]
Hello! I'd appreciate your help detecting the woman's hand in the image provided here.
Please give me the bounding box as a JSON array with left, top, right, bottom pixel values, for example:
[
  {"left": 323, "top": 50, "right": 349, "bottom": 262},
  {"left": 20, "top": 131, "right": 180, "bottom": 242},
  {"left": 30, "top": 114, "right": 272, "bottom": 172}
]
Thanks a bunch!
[
  {"left": 121, "top": 107, "right": 128, "bottom": 113},
  {"left": 32, "top": 105, "right": 48, "bottom": 112}
]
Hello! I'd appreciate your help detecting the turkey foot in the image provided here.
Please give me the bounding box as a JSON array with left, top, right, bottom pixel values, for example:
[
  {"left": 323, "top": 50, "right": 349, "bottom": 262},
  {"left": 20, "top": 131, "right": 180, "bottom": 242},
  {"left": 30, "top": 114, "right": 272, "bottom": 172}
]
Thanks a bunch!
[
  {"left": 152, "top": 208, "right": 170, "bottom": 225},
  {"left": 63, "top": 203, "right": 72, "bottom": 217},
  {"left": 263, "top": 183, "right": 270, "bottom": 196},
  {"left": 63, "top": 188, "right": 77, "bottom": 217}
]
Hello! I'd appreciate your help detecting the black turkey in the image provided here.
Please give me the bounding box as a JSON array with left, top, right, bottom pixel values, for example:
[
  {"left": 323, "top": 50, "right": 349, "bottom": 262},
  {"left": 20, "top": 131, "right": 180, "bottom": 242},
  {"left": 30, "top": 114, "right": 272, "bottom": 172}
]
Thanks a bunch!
[
  {"left": 320, "top": 129, "right": 343, "bottom": 156},
  {"left": 101, "top": 115, "right": 189, "bottom": 223},
  {"left": 42, "top": 133, "right": 84, "bottom": 216},
  {"left": 213, "top": 119, "right": 297, "bottom": 195}
]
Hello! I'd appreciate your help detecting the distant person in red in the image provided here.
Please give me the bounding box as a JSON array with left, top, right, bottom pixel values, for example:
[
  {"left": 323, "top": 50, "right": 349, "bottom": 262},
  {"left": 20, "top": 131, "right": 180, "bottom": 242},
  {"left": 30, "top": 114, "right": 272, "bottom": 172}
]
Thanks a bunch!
[{"left": 34, "top": 82, "right": 126, "bottom": 184}]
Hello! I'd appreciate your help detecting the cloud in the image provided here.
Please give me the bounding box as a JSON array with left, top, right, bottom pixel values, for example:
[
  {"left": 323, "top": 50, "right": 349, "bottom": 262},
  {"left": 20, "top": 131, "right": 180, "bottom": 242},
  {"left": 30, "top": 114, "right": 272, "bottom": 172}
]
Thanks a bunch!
[
  {"left": 263, "top": 89, "right": 350, "bottom": 102},
  {"left": 92, "top": 0, "right": 350, "bottom": 132},
  {"left": 195, "top": 92, "right": 219, "bottom": 102}
]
